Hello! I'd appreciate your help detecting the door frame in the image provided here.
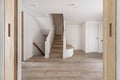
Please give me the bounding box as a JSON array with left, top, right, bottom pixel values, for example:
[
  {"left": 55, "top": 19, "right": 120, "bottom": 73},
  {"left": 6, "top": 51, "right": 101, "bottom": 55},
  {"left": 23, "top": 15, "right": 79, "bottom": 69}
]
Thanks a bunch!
[
  {"left": 4, "top": 0, "right": 117, "bottom": 80},
  {"left": 4, "top": 0, "right": 18, "bottom": 80},
  {"left": 103, "top": 0, "right": 117, "bottom": 80}
]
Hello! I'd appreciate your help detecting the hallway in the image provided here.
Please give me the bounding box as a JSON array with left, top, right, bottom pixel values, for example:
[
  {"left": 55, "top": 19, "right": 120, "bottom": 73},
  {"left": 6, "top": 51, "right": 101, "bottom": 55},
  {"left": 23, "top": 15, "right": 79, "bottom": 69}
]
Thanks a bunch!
[{"left": 22, "top": 51, "right": 103, "bottom": 80}]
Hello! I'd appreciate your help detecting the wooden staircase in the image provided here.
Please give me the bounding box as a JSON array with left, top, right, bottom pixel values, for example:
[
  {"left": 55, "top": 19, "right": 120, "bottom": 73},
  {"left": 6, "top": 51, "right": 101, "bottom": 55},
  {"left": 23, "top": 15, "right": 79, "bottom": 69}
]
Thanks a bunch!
[{"left": 50, "top": 35, "right": 63, "bottom": 58}]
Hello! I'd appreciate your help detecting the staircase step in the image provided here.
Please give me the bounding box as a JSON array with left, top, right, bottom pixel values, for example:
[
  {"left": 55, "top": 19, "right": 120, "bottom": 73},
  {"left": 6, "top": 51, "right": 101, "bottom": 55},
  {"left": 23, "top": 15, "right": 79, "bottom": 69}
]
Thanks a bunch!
[
  {"left": 50, "top": 56, "right": 62, "bottom": 58},
  {"left": 51, "top": 49, "right": 63, "bottom": 53},
  {"left": 54, "top": 39, "right": 62, "bottom": 41},
  {"left": 51, "top": 53, "right": 62, "bottom": 55},
  {"left": 49, "top": 35, "right": 63, "bottom": 58},
  {"left": 52, "top": 45, "right": 63, "bottom": 48},
  {"left": 54, "top": 37, "right": 62, "bottom": 39},
  {"left": 54, "top": 40, "right": 62, "bottom": 42},
  {"left": 54, "top": 37, "right": 62, "bottom": 38},
  {"left": 54, "top": 36, "right": 62, "bottom": 38},
  {"left": 55, "top": 35, "right": 62, "bottom": 37},
  {"left": 51, "top": 52, "right": 63, "bottom": 54},
  {"left": 50, "top": 55, "right": 62, "bottom": 57},
  {"left": 52, "top": 47, "right": 63, "bottom": 49},
  {"left": 53, "top": 42, "right": 63, "bottom": 45},
  {"left": 50, "top": 53, "right": 62, "bottom": 56}
]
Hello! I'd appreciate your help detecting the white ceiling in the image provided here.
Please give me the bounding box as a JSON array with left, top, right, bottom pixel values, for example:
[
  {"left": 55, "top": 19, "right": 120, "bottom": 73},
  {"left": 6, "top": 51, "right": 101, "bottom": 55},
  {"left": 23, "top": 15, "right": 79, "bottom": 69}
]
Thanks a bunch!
[{"left": 22, "top": 0, "right": 103, "bottom": 24}]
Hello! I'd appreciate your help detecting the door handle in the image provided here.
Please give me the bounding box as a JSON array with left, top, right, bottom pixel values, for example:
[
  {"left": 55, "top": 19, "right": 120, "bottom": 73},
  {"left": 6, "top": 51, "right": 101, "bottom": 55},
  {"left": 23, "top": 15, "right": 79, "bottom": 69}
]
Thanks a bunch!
[
  {"left": 109, "top": 23, "right": 112, "bottom": 37},
  {"left": 8, "top": 23, "right": 11, "bottom": 37}
]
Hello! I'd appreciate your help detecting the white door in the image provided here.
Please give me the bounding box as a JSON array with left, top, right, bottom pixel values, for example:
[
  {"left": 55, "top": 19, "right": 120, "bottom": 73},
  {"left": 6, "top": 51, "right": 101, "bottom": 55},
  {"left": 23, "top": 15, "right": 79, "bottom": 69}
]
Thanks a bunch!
[
  {"left": 98, "top": 23, "right": 103, "bottom": 53},
  {"left": 88, "top": 23, "right": 99, "bottom": 52}
]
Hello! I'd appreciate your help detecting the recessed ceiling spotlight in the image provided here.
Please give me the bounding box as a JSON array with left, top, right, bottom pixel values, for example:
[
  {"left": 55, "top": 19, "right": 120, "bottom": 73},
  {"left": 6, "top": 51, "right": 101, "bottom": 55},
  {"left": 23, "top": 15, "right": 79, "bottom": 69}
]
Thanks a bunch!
[
  {"left": 68, "top": 3, "right": 76, "bottom": 6},
  {"left": 31, "top": 3, "right": 40, "bottom": 8},
  {"left": 68, "top": 3, "right": 78, "bottom": 8}
]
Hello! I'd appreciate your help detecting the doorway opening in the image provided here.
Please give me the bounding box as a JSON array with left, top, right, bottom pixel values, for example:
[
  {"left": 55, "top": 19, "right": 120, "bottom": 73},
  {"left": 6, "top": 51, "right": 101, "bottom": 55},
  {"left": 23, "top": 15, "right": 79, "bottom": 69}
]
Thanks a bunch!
[
  {"left": 21, "top": 0, "right": 103, "bottom": 80},
  {"left": 4, "top": 0, "right": 116, "bottom": 80}
]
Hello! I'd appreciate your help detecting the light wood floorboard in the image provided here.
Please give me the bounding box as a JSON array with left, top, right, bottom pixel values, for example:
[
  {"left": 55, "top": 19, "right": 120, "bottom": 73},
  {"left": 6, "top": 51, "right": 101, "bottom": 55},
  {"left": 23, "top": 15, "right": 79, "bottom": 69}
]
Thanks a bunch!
[{"left": 22, "top": 50, "right": 103, "bottom": 80}]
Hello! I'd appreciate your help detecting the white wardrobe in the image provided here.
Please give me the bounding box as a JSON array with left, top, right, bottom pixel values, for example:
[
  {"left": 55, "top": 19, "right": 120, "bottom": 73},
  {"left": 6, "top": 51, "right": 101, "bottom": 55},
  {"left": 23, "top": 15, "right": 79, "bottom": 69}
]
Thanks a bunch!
[{"left": 81, "top": 21, "right": 103, "bottom": 53}]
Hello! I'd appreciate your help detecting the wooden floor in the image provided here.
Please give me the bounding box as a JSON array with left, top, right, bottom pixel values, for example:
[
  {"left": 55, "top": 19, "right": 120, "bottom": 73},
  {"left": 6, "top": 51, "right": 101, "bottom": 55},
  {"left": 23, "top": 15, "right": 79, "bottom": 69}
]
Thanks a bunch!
[{"left": 22, "top": 51, "right": 103, "bottom": 80}]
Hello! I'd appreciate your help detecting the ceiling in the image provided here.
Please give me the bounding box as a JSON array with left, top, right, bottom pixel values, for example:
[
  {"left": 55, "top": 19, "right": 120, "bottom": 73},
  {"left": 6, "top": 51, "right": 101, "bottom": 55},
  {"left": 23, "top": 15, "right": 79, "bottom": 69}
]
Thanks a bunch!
[{"left": 22, "top": 0, "right": 103, "bottom": 24}]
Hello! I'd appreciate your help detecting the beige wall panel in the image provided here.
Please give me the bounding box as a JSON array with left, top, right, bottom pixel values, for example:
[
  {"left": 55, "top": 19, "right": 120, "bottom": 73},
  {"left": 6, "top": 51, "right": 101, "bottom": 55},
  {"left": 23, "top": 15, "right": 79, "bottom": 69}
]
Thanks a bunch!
[
  {"left": 4, "top": 0, "right": 17, "bottom": 80},
  {"left": 103, "top": 0, "right": 116, "bottom": 80}
]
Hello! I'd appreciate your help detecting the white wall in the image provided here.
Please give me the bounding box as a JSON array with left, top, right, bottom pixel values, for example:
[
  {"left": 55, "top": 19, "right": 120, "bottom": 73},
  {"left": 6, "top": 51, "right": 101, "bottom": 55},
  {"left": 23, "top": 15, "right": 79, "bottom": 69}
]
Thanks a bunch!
[
  {"left": 55, "top": 24, "right": 63, "bottom": 35},
  {"left": 45, "top": 28, "right": 55, "bottom": 58},
  {"left": 98, "top": 23, "right": 103, "bottom": 53},
  {"left": 0, "top": 0, "right": 4, "bottom": 80},
  {"left": 65, "top": 23, "right": 103, "bottom": 52},
  {"left": 52, "top": 14, "right": 63, "bottom": 35},
  {"left": 63, "top": 21, "right": 67, "bottom": 58},
  {"left": 24, "top": 12, "right": 45, "bottom": 60},
  {"left": 36, "top": 16, "right": 53, "bottom": 34},
  {"left": 18, "top": 0, "right": 22, "bottom": 79},
  {"left": 117, "top": 1, "right": 120, "bottom": 80},
  {"left": 81, "top": 22, "right": 86, "bottom": 51},
  {"left": 66, "top": 24, "right": 82, "bottom": 50}
]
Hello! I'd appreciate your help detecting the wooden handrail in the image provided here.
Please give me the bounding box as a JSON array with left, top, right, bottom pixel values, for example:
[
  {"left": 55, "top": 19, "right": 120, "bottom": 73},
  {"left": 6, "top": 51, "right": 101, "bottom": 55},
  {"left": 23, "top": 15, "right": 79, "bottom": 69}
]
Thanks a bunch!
[{"left": 33, "top": 42, "right": 45, "bottom": 56}]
